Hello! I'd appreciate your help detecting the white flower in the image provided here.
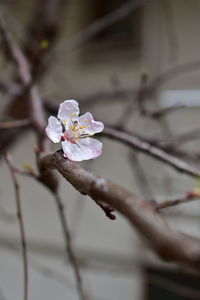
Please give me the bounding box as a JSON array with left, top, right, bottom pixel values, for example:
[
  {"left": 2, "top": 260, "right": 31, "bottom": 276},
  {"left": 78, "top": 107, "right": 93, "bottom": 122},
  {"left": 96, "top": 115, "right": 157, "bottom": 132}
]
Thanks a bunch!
[{"left": 46, "top": 99, "right": 104, "bottom": 161}]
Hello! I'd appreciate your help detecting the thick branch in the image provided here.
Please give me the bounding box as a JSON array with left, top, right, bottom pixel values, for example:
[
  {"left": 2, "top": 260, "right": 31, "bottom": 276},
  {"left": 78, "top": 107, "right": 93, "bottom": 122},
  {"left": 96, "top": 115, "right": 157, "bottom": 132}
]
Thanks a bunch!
[{"left": 41, "top": 151, "right": 200, "bottom": 272}]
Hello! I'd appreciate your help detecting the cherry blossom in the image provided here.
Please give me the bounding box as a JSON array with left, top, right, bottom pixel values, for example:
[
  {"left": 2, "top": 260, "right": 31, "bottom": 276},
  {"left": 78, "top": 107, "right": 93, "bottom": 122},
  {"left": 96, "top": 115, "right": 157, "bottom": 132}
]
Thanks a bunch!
[{"left": 46, "top": 99, "right": 104, "bottom": 161}]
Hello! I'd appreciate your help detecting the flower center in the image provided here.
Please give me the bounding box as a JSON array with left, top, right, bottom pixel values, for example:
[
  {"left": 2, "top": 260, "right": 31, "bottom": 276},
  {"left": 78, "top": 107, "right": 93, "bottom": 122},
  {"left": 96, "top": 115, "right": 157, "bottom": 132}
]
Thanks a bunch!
[{"left": 61, "top": 120, "right": 93, "bottom": 143}]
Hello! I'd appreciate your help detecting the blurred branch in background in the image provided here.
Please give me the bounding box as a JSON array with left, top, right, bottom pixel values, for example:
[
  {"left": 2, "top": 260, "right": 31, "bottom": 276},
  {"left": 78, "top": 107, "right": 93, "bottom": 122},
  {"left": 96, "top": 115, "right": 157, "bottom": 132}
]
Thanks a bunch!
[
  {"left": 53, "top": 0, "right": 150, "bottom": 56},
  {"left": 0, "top": 0, "right": 68, "bottom": 154},
  {"left": 5, "top": 154, "right": 29, "bottom": 300}
]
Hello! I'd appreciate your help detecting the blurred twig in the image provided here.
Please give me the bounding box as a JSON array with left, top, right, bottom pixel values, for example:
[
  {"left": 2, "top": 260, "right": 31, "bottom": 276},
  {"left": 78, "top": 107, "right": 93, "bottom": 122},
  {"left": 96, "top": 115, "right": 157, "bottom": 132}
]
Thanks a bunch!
[
  {"left": 102, "top": 126, "right": 200, "bottom": 177},
  {"left": 0, "top": 12, "right": 46, "bottom": 151},
  {"left": 159, "top": 127, "right": 200, "bottom": 148},
  {"left": 53, "top": 193, "right": 88, "bottom": 300},
  {"left": 0, "top": 0, "right": 68, "bottom": 155},
  {"left": 0, "top": 119, "right": 30, "bottom": 129},
  {"left": 162, "top": 0, "right": 179, "bottom": 63},
  {"left": 156, "top": 190, "right": 200, "bottom": 211},
  {"left": 4, "top": 153, "right": 28, "bottom": 300},
  {"left": 10, "top": 157, "right": 88, "bottom": 300},
  {"left": 54, "top": 0, "right": 150, "bottom": 55},
  {"left": 129, "top": 151, "right": 154, "bottom": 201}
]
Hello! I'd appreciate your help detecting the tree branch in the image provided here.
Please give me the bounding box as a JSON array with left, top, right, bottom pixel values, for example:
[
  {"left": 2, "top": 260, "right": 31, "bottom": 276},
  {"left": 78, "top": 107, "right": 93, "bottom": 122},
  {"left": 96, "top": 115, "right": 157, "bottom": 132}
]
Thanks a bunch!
[
  {"left": 0, "top": 119, "right": 30, "bottom": 130},
  {"left": 156, "top": 190, "right": 200, "bottom": 211},
  {"left": 40, "top": 150, "right": 200, "bottom": 272},
  {"left": 0, "top": 0, "right": 68, "bottom": 155},
  {"left": 5, "top": 154, "right": 28, "bottom": 300},
  {"left": 8, "top": 157, "right": 87, "bottom": 300},
  {"left": 102, "top": 126, "right": 200, "bottom": 177},
  {"left": 54, "top": 0, "right": 150, "bottom": 55},
  {"left": 53, "top": 193, "right": 88, "bottom": 300}
]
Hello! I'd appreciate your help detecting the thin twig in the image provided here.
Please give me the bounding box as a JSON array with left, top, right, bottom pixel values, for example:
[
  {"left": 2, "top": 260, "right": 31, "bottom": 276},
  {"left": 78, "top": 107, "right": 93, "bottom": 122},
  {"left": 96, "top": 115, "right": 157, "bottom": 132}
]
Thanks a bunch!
[
  {"left": 159, "top": 127, "right": 200, "bottom": 148},
  {"left": 129, "top": 151, "right": 154, "bottom": 201},
  {"left": 53, "top": 193, "right": 88, "bottom": 300},
  {"left": 156, "top": 191, "right": 200, "bottom": 211},
  {"left": 0, "top": 12, "right": 46, "bottom": 149},
  {"left": 0, "top": 119, "right": 30, "bottom": 130},
  {"left": 116, "top": 72, "right": 148, "bottom": 128},
  {"left": 102, "top": 126, "right": 200, "bottom": 177},
  {"left": 0, "top": 80, "right": 21, "bottom": 95},
  {"left": 4, "top": 154, "right": 28, "bottom": 300},
  {"left": 10, "top": 160, "right": 87, "bottom": 300},
  {"left": 54, "top": 0, "right": 150, "bottom": 55},
  {"left": 162, "top": 0, "right": 179, "bottom": 63}
]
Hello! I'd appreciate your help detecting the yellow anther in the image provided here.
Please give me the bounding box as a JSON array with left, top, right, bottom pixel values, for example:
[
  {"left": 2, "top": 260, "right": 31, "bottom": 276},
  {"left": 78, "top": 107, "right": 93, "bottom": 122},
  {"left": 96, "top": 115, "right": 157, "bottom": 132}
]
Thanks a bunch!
[
  {"left": 141, "top": 67, "right": 149, "bottom": 78},
  {"left": 23, "top": 164, "right": 32, "bottom": 170},
  {"left": 62, "top": 120, "right": 66, "bottom": 125},
  {"left": 40, "top": 39, "right": 49, "bottom": 49},
  {"left": 77, "top": 138, "right": 80, "bottom": 142},
  {"left": 85, "top": 119, "right": 88, "bottom": 122},
  {"left": 71, "top": 113, "right": 78, "bottom": 117},
  {"left": 89, "top": 133, "right": 94, "bottom": 136}
]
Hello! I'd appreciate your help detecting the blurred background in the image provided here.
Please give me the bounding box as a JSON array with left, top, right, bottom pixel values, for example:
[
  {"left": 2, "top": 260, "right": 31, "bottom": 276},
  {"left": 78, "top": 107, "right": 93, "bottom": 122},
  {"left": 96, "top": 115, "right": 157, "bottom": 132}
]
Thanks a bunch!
[{"left": 0, "top": 0, "right": 200, "bottom": 299}]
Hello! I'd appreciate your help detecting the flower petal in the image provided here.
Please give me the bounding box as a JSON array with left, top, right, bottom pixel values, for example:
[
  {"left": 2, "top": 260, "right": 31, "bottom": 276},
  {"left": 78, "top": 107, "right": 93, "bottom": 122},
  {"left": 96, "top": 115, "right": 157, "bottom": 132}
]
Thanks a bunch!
[
  {"left": 61, "top": 138, "right": 102, "bottom": 161},
  {"left": 79, "top": 112, "right": 104, "bottom": 135},
  {"left": 58, "top": 99, "right": 80, "bottom": 124},
  {"left": 45, "top": 116, "right": 62, "bottom": 143}
]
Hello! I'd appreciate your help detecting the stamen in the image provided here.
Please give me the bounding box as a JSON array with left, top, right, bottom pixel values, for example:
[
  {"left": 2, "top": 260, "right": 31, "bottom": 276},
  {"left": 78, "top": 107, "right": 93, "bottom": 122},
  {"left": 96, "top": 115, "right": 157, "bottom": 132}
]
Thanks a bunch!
[{"left": 79, "top": 134, "right": 91, "bottom": 138}]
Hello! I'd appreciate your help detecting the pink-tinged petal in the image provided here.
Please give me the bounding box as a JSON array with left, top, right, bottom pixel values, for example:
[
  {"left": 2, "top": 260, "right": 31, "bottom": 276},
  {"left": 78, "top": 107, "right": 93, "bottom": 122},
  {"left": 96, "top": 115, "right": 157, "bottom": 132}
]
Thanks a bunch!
[
  {"left": 79, "top": 112, "right": 104, "bottom": 135},
  {"left": 45, "top": 116, "right": 62, "bottom": 143},
  {"left": 61, "top": 138, "right": 102, "bottom": 161},
  {"left": 58, "top": 99, "right": 79, "bottom": 123},
  {"left": 61, "top": 141, "right": 84, "bottom": 161}
]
